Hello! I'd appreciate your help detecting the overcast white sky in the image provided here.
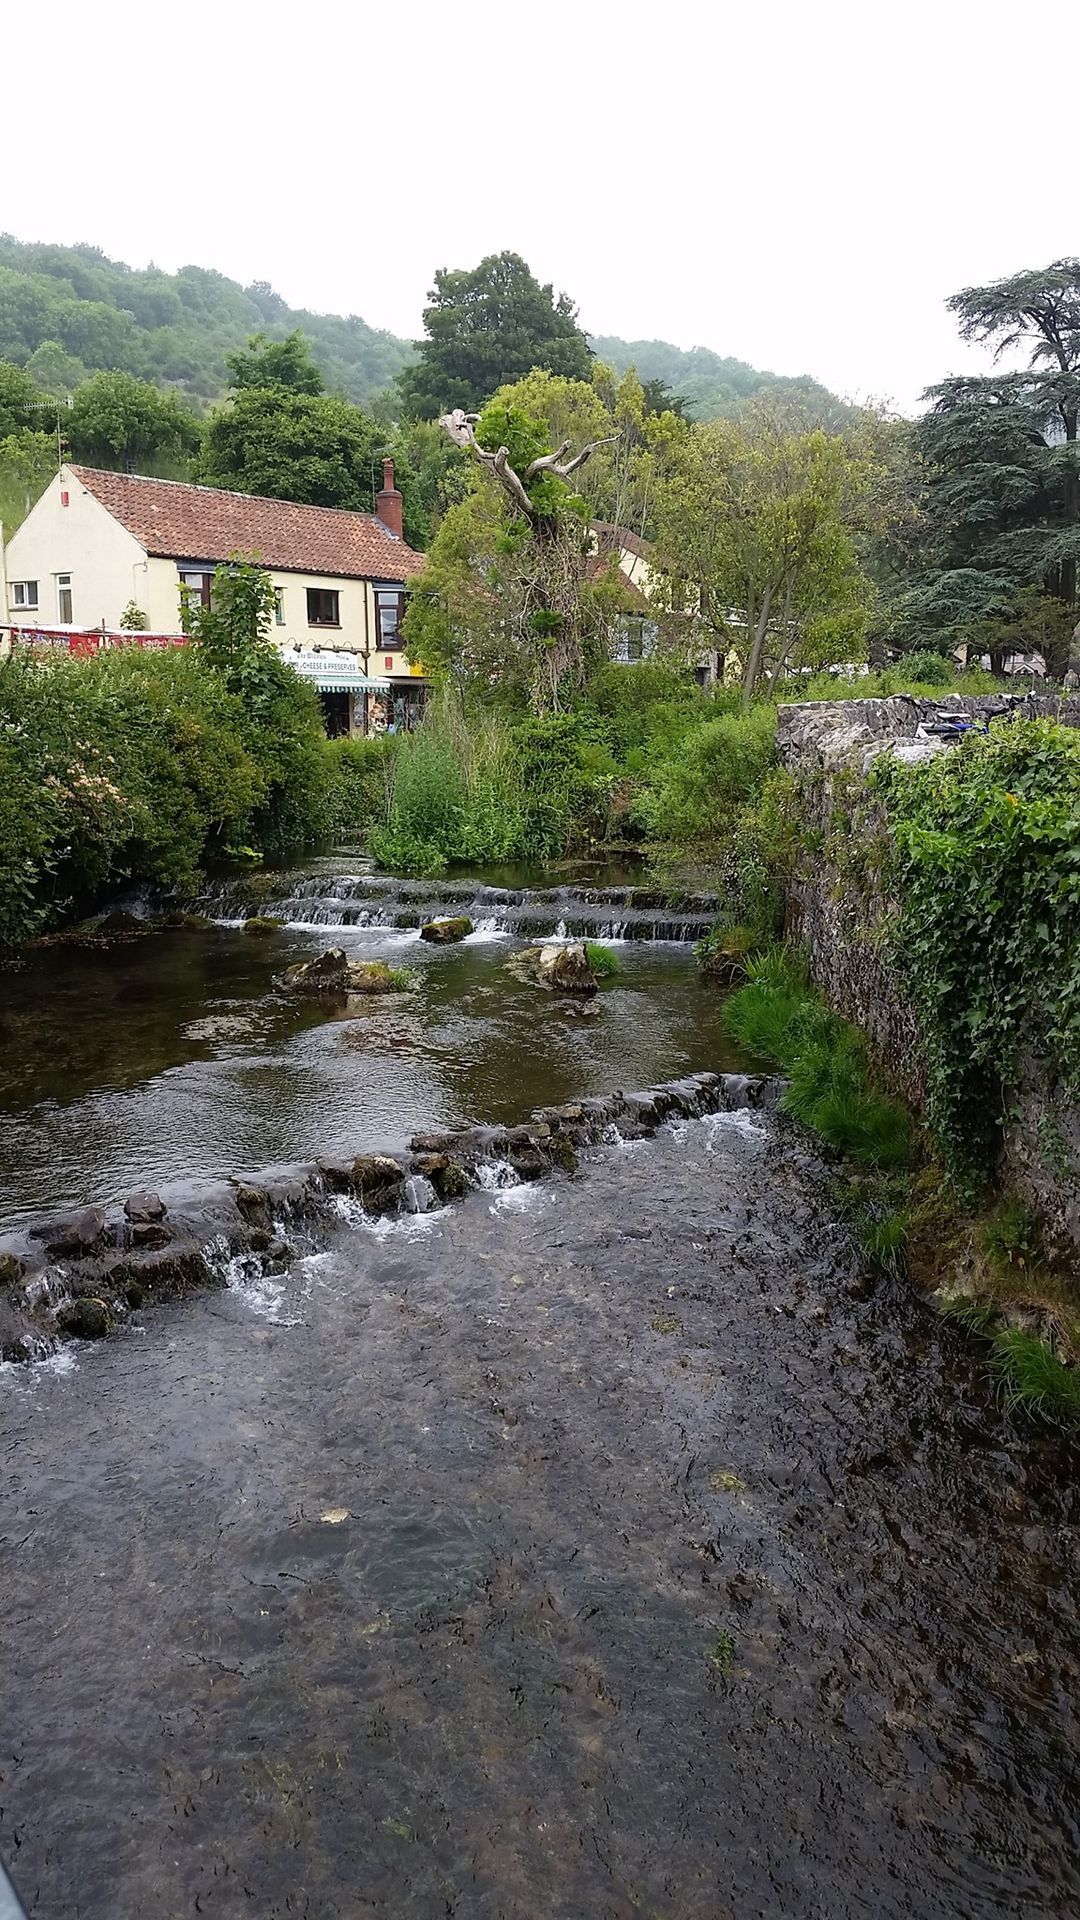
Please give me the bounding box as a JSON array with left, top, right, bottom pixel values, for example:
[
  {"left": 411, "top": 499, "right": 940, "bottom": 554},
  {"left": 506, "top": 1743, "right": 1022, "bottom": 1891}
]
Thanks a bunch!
[{"left": 6, "top": 0, "right": 1078, "bottom": 412}]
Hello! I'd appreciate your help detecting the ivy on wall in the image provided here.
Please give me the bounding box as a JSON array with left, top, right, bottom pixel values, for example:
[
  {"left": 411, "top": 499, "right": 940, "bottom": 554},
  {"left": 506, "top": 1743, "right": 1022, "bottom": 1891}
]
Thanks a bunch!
[{"left": 871, "top": 720, "right": 1080, "bottom": 1185}]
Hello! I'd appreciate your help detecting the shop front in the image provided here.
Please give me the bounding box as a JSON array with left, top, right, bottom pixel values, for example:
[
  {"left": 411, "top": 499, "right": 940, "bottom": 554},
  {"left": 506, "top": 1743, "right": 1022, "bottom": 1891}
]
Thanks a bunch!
[{"left": 288, "top": 649, "right": 392, "bottom": 738}]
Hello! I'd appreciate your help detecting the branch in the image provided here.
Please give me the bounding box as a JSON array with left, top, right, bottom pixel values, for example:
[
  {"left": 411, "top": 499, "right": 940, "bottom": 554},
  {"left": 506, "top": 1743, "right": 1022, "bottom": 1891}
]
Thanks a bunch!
[
  {"left": 437, "top": 411, "right": 617, "bottom": 520},
  {"left": 523, "top": 440, "right": 571, "bottom": 479},
  {"left": 528, "top": 435, "right": 619, "bottom": 481}
]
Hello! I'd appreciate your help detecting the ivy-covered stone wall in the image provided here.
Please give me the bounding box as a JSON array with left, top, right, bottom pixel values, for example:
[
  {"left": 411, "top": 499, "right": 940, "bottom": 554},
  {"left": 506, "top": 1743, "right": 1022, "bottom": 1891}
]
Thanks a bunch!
[{"left": 775, "top": 695, "right": 1080, "bottom": 1258}]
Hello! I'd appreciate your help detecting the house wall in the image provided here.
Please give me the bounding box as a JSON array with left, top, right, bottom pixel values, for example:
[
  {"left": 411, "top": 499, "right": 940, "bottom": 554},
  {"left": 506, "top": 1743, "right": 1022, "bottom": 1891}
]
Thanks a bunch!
[
  {"left": 2, "top": 469, "right": 425, "bottom": 731},
  {"left": 3, "top": 467, "right": 150, "bottom": 629},
  {"left": 616, "top": 545, "right": 657, "bottom": 597}
]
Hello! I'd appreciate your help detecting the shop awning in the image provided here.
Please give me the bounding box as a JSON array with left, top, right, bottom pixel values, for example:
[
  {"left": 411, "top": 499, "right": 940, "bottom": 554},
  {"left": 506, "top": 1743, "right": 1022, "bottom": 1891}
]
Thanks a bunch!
[{"left": 289, "top": 651, "right": 391, "bottom": 693}]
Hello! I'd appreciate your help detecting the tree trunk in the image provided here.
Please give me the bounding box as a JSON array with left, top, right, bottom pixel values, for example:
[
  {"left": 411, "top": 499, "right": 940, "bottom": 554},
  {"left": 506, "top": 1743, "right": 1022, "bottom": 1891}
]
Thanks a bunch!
[{"left": 740, "top": 585, "right": 774, "bottom": 707}]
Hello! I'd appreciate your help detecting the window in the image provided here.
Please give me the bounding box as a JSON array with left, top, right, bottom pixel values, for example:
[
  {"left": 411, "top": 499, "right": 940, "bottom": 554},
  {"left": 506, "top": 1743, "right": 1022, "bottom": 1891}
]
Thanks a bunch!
[
  {"left": 56, "top": 574, "right": 73, "bottom": 624},
  {"left": 375, "top": 587, "right": 405, "bottom": 649},
  {"left": 614, "top": 616, "right": 657, "bottom": 665},
  {"left": 307, "top": 587, "right": 340, "bottom": 627},
  {"left": 11, "top": 580, "right": 38, "bottom": 609},
  {"left": 273, "top": 587, "right": 286, "bottom": 626},
  {"left": 179, "top": 569, "right": 213, "bottom": 610}
]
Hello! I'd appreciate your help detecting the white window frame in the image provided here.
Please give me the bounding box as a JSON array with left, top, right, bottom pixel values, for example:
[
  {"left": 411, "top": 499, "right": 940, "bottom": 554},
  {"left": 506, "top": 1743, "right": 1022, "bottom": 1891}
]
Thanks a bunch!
[
  {"left": 274, "top": 586, "right": 286, "bottom": 626},
  {"left": 56, "top": 573, "right": 73, "bottom": 624},
  {"left": 11, "top": 580, "right": 39, "bottom": 609}
]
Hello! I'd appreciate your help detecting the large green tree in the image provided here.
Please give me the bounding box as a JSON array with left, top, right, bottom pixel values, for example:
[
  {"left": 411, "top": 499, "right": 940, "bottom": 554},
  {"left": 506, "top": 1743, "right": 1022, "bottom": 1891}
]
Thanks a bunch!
[
  {"left": 904, "top": 261, "right": 1080, "bottom": 661},
  {"left": 67, "top": 369, "right": 200, "bottom": 472},
  {"left": 652, "top": 419, "right": 873, "bottom": 703},
  {"left": 197, "top": 339, "right": 385, "bottom": 508},
  {"left": 398, "top": 252, "right": 593, "bottom": 418},
  {"left": 0, "top": 359, "right": 43, "bottom": 436},
  {"left": 0, "top": 429, "right": 56, "bottom": 534}
]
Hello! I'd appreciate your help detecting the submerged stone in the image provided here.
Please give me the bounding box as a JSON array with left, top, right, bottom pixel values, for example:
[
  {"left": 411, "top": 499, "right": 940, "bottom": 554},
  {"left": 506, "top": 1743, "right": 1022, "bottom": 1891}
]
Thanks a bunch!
[{"left": 57, "top": 1297, "right": 112, "bottom": 1339}]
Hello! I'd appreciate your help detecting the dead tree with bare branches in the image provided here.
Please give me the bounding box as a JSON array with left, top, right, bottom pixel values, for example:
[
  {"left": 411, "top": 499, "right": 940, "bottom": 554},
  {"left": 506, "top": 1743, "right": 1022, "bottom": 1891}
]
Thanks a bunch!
[{"left": 438, "top": 407, "right": 618, "bottom": 706}]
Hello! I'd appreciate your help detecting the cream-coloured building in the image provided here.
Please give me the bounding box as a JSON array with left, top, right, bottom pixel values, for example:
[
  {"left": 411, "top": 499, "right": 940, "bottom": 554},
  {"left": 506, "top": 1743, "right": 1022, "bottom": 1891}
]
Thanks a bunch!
[{"left": 1, "top": 462, "right": 427, "bottom": 735}]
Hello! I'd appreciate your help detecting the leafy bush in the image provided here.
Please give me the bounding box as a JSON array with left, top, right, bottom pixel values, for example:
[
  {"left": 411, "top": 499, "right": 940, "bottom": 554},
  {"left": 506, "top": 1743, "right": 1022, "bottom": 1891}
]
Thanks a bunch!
[
  {"left": 327, "top": 734, "right": 399, "bottom": 837},
  {"left": 0, "top": 615, "right": 334, "bottom": 948},
  {"left": 634, "top": 704, "right": 777, "bottom": 844},
  {"left": 902, "top": 649, "right": 955, "bottom": 686}
]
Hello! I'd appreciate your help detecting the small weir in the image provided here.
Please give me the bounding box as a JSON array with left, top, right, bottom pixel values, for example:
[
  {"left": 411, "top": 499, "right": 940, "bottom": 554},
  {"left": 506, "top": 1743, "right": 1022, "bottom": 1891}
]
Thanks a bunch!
[{"left": 199, "top": 869, "right": 721, "bottom": 943}]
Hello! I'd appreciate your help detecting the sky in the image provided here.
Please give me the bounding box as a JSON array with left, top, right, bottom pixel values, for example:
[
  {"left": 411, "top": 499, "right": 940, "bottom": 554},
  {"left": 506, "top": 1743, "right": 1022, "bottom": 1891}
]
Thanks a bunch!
[{"left": 5, "top": 0, "right": 1079, "bottom": 413}]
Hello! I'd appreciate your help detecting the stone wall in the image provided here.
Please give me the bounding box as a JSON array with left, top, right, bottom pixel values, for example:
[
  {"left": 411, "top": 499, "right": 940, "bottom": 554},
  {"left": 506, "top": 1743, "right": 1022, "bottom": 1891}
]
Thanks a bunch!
[{"left": 776, "top": 696, "right": 1080, "bottom": 1255}]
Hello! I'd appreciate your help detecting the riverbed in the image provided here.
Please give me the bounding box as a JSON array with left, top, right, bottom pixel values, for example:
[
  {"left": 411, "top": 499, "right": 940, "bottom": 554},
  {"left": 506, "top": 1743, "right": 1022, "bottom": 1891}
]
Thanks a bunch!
[{"left": 1, "top": 863, "right": 1078, "bottom": 1918}]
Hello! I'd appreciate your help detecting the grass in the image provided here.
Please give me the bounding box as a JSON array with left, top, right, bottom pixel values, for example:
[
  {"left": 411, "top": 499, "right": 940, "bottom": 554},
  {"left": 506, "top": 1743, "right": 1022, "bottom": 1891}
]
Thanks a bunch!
[
  {"left": 724, "top": 949, "right": 910, "bottom": 1169},
  {"left": 981, "top": 1199, "right": 1041, "bottom": 1275},
  {"left": 852, "top": 1204, "right": 910, "bottom": 1273},
  {"left": 585, "top": 941, "right": 620, "bottom": 979},
  {"left": 386, "top": 966, "right": 416, "bottom": 991},
  {"left": 990, "top": 1329, "right": 1080, "bottom": 1428}
]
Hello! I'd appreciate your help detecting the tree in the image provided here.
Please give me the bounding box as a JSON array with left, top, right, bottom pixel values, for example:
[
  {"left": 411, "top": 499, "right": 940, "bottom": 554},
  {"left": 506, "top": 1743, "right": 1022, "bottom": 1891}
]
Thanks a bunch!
[
  {"left": 67, "top": 370, "right": 200, "bottom": 472},
  {"left": 0, "top": 359, "right": 45, "bottom": 435},
  {"left": 413, "top": 390, "right": 618, "bottom": 709},
  {"left": 183, "top": 559, "right": 332, "bottom": 846},
  {"left": 398, "top": 252, "right": 593, "bottom": 418},
  {"left": 0, "top": 430, "right": 57, "bottom": 533},
  {"left": 652, "top": 420, "right": 873, "bottom": 703},
  {"left": 225, "top": 330, "right": 324, "bottom": 395},
  {"left": 198, "top": 386, "right": 385, "bottom": 508},
  {"left": 908, "top": 261, "right": 1080, "bottom": 653}
]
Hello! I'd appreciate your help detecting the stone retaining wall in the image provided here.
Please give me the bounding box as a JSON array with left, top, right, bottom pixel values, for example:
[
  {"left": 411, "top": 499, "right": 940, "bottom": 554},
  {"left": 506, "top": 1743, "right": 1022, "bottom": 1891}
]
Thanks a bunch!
[{"left": 776, "top": 696, "right": 1080, "bottom": 1255}]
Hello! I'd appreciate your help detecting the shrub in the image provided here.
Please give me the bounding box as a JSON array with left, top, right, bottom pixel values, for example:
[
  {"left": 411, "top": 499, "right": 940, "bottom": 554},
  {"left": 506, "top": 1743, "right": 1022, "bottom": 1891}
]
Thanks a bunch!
[
  {"left": 635, "top": 704, "right": 777, "bottom": 844},
  {"left": 327, "top": 734, "right": 399, "bottom": 837},
  {"left": 0, "top": 629, "right": 336, "bottom": 949},
  {"left": 901, "top": 649, "right": 955, "bottom": 686}
]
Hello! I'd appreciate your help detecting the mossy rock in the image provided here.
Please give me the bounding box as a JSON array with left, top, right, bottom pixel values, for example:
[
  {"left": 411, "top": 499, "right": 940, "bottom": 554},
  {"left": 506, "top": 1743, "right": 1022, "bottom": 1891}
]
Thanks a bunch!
[
  {"left": 420, "top": 917, "right": 473, "bottom": 944},
  {"left": 243, "top": 916, "right": 281, "bottom": 936}
]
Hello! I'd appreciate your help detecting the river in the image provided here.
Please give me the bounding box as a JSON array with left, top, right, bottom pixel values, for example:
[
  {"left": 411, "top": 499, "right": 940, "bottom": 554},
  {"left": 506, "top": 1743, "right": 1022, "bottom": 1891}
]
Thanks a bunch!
[{"left": 1, "top": 860, "right": 1077, "bottom": 1918}]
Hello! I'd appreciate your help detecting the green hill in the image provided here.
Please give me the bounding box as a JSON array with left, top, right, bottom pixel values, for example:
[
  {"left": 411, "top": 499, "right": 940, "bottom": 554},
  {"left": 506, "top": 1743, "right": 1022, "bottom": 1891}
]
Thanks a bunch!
[
  {"left": 588, "top": 334, "right": 853, "bottom": 426},
  {"left": 0, "top": 236, "right": 412, "bottom": 407},
  {"left": 0, "top": 235, "right": 848, "bottom": 426}
]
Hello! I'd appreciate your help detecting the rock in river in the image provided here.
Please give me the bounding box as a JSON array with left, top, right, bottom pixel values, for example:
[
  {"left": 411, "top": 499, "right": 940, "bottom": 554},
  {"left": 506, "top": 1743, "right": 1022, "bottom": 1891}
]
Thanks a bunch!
[
  {"left": 506, "top": 942, "right": 598, "bottom": 995},
  {"left": 282, "top": 950, "right": 398, "bottom": 996},
  {"left": 420, "top": 917, "right": 473, "bottom": 944}
]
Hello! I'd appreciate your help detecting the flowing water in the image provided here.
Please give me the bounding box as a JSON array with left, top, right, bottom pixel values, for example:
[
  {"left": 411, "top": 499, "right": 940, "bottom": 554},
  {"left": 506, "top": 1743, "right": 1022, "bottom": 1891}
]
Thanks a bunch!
[
  {"left": 0, "top": 863, "right": 746, "bottom": 1224},
  {"left": 1, "top": 861, "right": 1078, "bottom": 1919}
]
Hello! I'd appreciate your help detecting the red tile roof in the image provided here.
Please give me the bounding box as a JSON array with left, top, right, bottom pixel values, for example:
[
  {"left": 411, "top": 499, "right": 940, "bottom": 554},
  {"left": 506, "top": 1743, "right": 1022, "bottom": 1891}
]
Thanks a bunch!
[
  {"left": 68, "top": 466, "right": 426, "bottom": 583},
  {"left": 585, "top": 550, "right": 651, "bottom": 609},
  {"left": 591, "top": 520, "right": 653, "bottom": 560}
]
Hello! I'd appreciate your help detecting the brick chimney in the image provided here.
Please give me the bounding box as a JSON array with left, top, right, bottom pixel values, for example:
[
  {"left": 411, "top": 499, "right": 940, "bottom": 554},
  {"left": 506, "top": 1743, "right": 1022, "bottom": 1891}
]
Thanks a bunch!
[{"left": 375, "top": 457, "right": 403, "bottom": 539}]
